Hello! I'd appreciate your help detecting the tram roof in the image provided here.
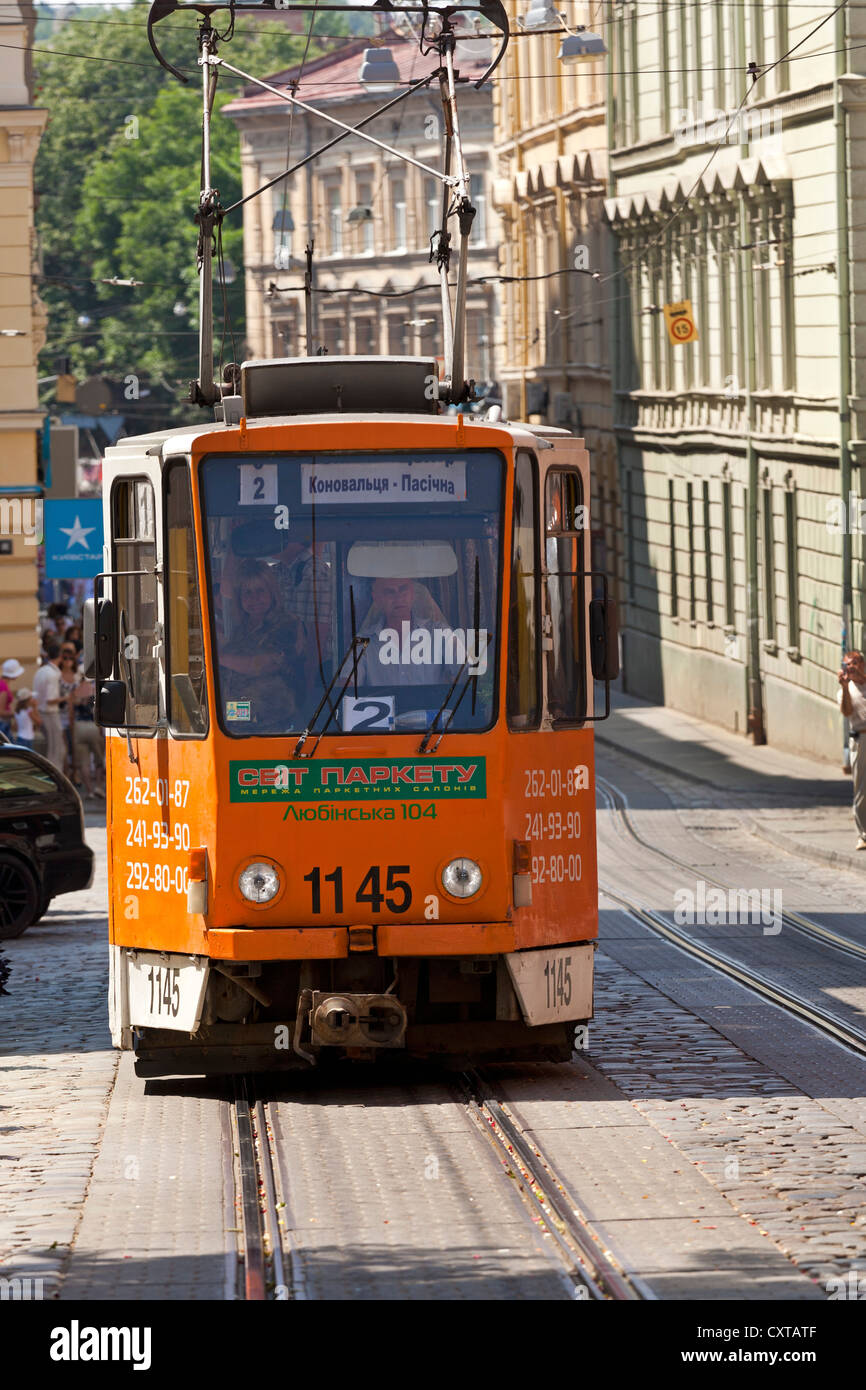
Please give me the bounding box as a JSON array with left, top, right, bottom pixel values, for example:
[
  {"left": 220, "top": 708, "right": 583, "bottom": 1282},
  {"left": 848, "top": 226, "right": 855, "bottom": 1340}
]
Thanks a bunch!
[
  {"left": 104, "top": 413, "right": 570, "bottom": 465},
  {"left": 104, "top": 358, "right": 576, "bottom": 465}
]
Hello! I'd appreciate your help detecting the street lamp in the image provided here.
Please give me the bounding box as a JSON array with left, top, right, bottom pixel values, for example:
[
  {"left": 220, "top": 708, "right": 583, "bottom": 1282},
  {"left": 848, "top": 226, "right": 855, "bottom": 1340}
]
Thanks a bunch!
[
  {"left": 559, "top": 28, "right": 608, "bottom": 63},
  {"left": 521, "top": 2, "right": 562, "bottom": 29},
  {"left": 519, "top": 6, "right": 609, "bottom": 61},
  {"left": 358, "top": 48, "right": 401, "bottom": 93},
  {"left": 347, "top": 205, "right": 374, "bottom": 224}
]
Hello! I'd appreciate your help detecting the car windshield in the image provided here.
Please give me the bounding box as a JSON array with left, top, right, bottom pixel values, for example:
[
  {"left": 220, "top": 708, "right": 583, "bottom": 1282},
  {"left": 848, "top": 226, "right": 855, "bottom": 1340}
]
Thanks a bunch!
[
  {"left": 0, "top": 754, "right": 60, "bottom": 798},
  {"left": 200, "top": 450, "right": 504, "bottom": 737}
]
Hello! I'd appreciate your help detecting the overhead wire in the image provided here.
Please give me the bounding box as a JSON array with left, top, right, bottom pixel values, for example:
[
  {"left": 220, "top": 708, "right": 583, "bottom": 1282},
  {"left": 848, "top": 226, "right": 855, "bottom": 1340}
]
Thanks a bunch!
[
  {"left": 27, "top": 0, "right": 858, "bottom": 369},
  {"left": 276, "top": 0, "right": 320, "bottom": 277}
]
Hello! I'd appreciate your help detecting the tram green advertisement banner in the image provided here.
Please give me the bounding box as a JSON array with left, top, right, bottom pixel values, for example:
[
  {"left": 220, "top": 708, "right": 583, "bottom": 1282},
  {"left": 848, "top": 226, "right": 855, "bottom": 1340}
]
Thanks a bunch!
[{"left": 229, "top": 757, "right": 486, "bottom": 802}]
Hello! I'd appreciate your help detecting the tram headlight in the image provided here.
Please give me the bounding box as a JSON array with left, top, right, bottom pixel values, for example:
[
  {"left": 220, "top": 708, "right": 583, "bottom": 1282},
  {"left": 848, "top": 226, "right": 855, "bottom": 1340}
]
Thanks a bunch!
[
  {"left": 238, "top": 861, "right": 281, "bottom": 903},
  {"left": 441, "top": 857, "right": 483, "bottom": 899}
]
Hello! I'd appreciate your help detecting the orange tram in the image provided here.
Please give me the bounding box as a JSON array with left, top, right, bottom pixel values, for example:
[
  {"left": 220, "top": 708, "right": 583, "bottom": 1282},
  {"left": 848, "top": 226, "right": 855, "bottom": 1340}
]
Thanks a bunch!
[{"left": 86, "top": 355, "right": 618, "bottom": 1077}]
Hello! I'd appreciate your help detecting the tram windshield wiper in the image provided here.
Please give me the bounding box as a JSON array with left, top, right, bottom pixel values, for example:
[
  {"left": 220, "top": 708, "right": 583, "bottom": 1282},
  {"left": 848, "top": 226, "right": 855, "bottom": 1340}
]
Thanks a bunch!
[
  {"left": 418, "top": 557, "right": 483, "bottom": 755},
  {"left": 418, "top": 659, "right": 477, "bottom": 755},
  {"left": 293, "top": 631, "right": 369, "bottom": 758}
]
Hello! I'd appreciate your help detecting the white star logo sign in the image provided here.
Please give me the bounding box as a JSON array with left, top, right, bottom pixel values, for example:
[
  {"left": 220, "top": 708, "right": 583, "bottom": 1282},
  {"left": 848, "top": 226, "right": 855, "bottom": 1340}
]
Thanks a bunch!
[{"left": 59, "top": 515, "right": 96, "bottom": 550}]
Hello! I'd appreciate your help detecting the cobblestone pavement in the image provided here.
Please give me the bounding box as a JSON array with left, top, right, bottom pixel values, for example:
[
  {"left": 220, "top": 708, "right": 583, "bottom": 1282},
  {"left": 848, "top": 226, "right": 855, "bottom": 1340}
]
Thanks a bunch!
[
  {"left": 588, "top": 953, "right": 866, "bottom": 1291},
  {"left": 0, "top": 813, "right": 115, "bottom": 1296},
  {"left": 593, "top": 746, "right": 866, "bottom": 1293},
  {"left": 2, "top": 779, "right": 865, "bottom": 1302}
]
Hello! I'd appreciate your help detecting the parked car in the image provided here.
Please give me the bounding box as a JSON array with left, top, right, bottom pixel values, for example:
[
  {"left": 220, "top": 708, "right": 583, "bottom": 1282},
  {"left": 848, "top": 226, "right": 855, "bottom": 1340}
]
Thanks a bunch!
[{"left": 0, "top": 735, "right": 94, "bottom": 939}]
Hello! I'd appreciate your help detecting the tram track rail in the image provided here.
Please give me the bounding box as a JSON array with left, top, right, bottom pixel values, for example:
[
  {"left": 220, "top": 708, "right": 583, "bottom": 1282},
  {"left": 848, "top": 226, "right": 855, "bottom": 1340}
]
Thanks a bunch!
[
  {"left": 460, "top": 1067, "right": 652, "bottom": 1300},
  {"left": 225, "top": 1065, "right": 655, "bottom": 1301},
  {"left": 597, "top": 778, "right": 866, "bottom": 1059},
  {"left": 597, "top": 774, "right": 866, "bottom": 965},
  {"left": 229, "top": 1078, "right": 291, "bottom": 1301}
]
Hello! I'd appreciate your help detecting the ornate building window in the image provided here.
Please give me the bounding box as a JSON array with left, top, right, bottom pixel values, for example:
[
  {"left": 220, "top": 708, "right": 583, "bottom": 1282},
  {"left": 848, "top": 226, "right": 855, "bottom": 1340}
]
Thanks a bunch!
[
  {"left": 470, "top": 173, "right": 487, "bottom": 243},
  {"left": 761, "top": 480, "right": 777, "bottom": 644},
  {"left": 392, "top": 177, "right": 407, "bottom": 251},
  {"left": 273, "top": 202, "right": 294, "bottom": 270},
  {"left": 784, "top": 477, "right": 800, "bottom": 651},
  {"left": 703, "top": 480, "right": 714, "bottom": 625},
  {"left": 355, "top": 178, "right": 374, "bottom": 254},
  {"left": 326, "top": 185, "right": 342, "bottom": 256}
]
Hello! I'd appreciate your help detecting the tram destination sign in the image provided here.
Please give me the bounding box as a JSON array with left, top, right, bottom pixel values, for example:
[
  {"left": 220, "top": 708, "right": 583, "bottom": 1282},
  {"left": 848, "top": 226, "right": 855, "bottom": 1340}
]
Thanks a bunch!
[
  {"left": 301, "top": 459, "right": 467, "bottom": 503},
  {"left": 230, "top": 757, "right": 486, "bottom": 802}
]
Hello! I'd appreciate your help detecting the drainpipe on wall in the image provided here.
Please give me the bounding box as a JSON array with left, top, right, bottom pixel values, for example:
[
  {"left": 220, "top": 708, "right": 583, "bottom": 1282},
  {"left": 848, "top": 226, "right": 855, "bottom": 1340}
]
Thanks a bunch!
[
  {"left": 835, "top": 9, "right": 853, "bottom": 676},
  {"left": 738, "top": 1, "right": 766, "bottom": 744},
  {"left": 606, "top": 11, "right": 624, "bottom": 651}
]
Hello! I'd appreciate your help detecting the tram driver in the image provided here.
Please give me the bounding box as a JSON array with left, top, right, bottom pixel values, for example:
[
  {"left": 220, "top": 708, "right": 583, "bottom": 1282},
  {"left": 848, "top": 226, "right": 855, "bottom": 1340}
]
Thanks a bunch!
[{"left": 357, "top": 575, "right": 456, "bottom": 688}]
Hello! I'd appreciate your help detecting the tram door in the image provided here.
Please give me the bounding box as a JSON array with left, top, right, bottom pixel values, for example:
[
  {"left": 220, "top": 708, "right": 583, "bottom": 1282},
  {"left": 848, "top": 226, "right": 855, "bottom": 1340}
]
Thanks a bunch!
[
  {"left": 96, "top": 456, "right": 215, "bottom": 1042},
  {"left": 504, "top": 439, "right": 601, "bottom": 955}
]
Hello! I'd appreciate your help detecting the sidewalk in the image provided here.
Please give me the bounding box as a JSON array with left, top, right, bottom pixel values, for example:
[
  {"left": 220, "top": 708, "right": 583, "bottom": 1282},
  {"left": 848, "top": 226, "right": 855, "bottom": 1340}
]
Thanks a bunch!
[{"left": 595, "top": 690, "right": 865, "bottom": 875}]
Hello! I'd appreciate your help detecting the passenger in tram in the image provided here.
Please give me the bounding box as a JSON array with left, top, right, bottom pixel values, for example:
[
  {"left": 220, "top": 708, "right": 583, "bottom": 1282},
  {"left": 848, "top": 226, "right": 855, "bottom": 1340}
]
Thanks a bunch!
[
  {"left": 276, "top": 539, "right": 335, "bottom": 640},
  {"left": 276, "top": 538, "right": 336, "bottom": 687},
  {"left": 219, "top": 559, "right": 304, "bottom": 729}
]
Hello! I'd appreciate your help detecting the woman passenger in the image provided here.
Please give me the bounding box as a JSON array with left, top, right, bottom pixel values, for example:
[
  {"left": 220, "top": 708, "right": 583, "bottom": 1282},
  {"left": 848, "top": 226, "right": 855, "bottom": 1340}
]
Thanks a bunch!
[{"left": 220, "top": 560, "right": 303, "bottom": 730}]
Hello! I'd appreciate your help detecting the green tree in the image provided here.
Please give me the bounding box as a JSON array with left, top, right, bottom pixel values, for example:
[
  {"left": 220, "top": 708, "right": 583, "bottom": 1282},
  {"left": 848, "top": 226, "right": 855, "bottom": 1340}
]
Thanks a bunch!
[{"left": 34, "top": 5, "right": 341, "bottom": 426}]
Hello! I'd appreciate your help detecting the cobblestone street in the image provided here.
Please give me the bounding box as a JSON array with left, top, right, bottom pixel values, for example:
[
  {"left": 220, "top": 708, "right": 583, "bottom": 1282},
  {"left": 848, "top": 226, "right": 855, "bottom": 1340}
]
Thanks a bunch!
[
  {"left": 2, "top": 717, "right": 866, "bottom": 1303},
  {"left": 0, "top": 812, "right": 115, "bottom": 1295}
]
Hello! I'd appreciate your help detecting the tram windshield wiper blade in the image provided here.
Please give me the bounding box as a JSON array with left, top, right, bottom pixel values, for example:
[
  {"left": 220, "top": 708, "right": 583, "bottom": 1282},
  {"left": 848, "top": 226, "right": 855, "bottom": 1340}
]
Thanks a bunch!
[
  {"left": 293, "top": 633, "right": 369, "bottom": 758},
  {"left": 418, "top": 663, "right": 477, "bottom": 755},
  {"left": 419, "top": 559, "right": 482, "bottom": 754}
]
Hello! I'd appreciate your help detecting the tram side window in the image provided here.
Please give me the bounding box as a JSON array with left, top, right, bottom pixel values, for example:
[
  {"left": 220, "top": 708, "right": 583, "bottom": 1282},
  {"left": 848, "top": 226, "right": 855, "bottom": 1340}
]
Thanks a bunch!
[
  {"left": 507, "top": 451, "right": 540, "bottom": 729},
  {"left": 545, "top": 469, "right": 587, "bottom": 726},
  {"left": 166, "top": 462, "right": 208, "bottom": 735},
  {"left": 112, "top": 477, "right": 159, "bottom": 729}
]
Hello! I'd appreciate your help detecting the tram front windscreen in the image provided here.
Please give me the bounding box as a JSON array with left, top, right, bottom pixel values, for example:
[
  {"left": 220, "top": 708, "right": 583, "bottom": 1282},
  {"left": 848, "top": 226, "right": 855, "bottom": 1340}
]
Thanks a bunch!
[{"left": 199, "top": 450, "right": 505, "bottom": 737}]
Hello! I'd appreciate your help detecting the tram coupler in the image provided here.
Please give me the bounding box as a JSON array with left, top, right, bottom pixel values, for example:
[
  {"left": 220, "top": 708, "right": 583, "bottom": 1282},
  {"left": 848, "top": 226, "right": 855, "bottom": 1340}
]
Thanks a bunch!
[{"left": 307, "top": 992, "right": 407, "bottom": 1049}]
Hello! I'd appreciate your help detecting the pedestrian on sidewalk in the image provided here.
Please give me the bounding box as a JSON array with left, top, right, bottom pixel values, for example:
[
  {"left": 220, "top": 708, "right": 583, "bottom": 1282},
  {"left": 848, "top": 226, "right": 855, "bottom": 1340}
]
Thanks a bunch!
[
  {"left": 12, "top": 688, "right": 38, "bottom": 749},
  {"left": 32, "top": 640, "right": 65, "bottom": 770},
  {"left": 838, "top": 650, "right": 866, "bottom": 848},
  {"left": 0, "top": 658, "right": 23, "bottom": 738}
]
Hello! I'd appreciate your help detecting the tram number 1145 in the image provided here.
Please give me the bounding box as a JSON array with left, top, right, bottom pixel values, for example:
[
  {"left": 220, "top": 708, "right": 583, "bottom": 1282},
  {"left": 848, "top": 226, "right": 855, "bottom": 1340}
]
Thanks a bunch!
[
  {"left": 303, "top": 864, "right": 411, "bottom": 915},
  {"left": 544, "top": 954, "right": 573, "bottom": 1009},
  {"left": 148, "top": 965, "right": 180, "bottom": 1019}
]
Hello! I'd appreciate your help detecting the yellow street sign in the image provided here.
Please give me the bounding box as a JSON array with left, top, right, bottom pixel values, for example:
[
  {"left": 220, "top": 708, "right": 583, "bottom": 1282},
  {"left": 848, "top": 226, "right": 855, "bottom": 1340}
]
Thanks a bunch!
[{"left": 663, "top": 300, "right": 698, "bottom": 344}]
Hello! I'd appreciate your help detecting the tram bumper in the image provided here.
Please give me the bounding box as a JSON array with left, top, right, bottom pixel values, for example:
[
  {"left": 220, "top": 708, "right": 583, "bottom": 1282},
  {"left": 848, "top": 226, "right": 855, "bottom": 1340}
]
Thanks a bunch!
[{"left": 116, "top": 938, "right": 594, "bottom": 1076}]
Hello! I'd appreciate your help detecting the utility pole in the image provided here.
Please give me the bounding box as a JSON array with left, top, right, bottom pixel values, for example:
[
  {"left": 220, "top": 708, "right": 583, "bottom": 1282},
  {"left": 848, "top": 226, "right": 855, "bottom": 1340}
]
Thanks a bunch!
[
  {"left": 304, "top": 240, "right": 315, "bottom": 355},
  {"left": 835, "top": 3, "right": 853, "bottom": 771},
  {"left": 737, "top": 1, "right": 765, "bottom": 744},
  {"left": 193, "top": 17, "right": 220, "bottom": 409}
]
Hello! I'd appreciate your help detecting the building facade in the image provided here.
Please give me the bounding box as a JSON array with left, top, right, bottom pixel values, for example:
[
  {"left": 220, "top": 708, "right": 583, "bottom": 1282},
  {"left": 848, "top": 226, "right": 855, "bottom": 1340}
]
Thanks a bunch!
[
  {"left": 605, "top": 1, "right": 866, "bottom": 761},
  {"left": 491, "top": 0, "right": 619, "bottom": 604},
  {"left": 224, "top": 36, "right": 501, "bottom": 389},
  {"left": 0, "top": 0, "right": 46, "bottom": 681}
]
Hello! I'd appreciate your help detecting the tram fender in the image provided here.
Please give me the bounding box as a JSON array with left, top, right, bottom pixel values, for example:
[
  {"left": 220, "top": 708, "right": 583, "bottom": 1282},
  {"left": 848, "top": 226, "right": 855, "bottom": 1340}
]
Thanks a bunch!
[
  {"left": 505, "top": 941, "right": 594, "bottom": 1025},
  {"left": 108, "top": 943, "right": 132, "bottom": 1049}
]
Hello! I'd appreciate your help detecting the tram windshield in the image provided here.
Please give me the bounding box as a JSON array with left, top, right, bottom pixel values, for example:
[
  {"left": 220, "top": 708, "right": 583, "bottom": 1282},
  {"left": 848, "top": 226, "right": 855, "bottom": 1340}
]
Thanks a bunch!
[{"left": 200, "top": 450, "right": 504, "bottom": 737}]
